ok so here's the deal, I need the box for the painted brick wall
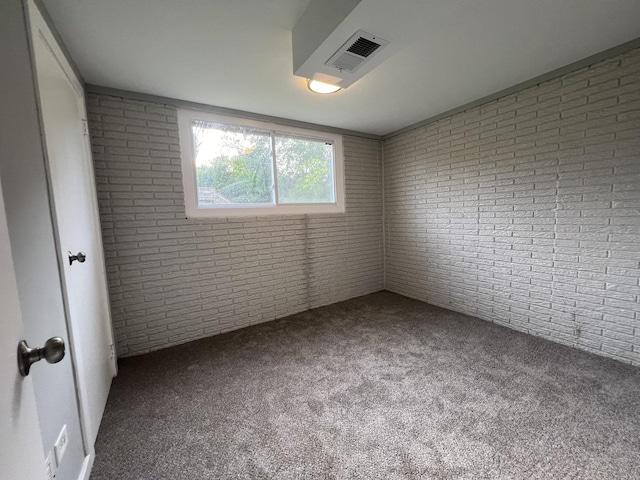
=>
[88,92,383,357]
[384,48,640,366]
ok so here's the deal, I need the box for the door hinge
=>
[82,119,88,136]
[109,344,115,359]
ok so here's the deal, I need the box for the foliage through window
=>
[178,110,344,217]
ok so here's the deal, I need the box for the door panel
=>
[0,181,47,480]
[1,1,86,479]
[28,0,116,448]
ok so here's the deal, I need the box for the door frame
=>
[25,0,117,462]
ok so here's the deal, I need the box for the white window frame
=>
[178,109,345,218]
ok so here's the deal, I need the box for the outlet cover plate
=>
[54,424,68,466]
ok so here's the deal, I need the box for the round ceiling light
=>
[307,79,341,94]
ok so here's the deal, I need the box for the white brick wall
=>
[90,47,639,364]
[384,48,640,366]
[88,93,383,356]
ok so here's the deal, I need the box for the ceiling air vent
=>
[326,31,389,74]
[293,0,396,89]
[347,37,382,57]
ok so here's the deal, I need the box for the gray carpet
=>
[91,291,640,479]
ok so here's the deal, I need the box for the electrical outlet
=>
[44,451,56,480]
[54,424,68,467]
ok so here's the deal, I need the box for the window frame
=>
[177,109,345,218]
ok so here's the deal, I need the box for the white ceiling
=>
[41,0,640,136]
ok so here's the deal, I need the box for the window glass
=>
[178,109,344,217]
[275,135,334,204]
[192,121,274,206]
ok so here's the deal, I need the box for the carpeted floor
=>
[91,291,640,479]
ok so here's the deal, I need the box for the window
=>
[178,109,344,217]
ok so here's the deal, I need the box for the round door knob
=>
[17,337,66,377]
[67,252,87,265]
[43,337,65,364]
[68,251,87,265]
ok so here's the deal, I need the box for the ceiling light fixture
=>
[307,79,341,94]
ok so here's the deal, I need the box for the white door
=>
[28,0,116,449]
[0,182,47,480]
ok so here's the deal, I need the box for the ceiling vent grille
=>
[346,37,381,57]
[325,30,389,73]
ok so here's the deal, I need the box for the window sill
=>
[186,203,345,218]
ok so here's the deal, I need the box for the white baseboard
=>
[77,452,94,480]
